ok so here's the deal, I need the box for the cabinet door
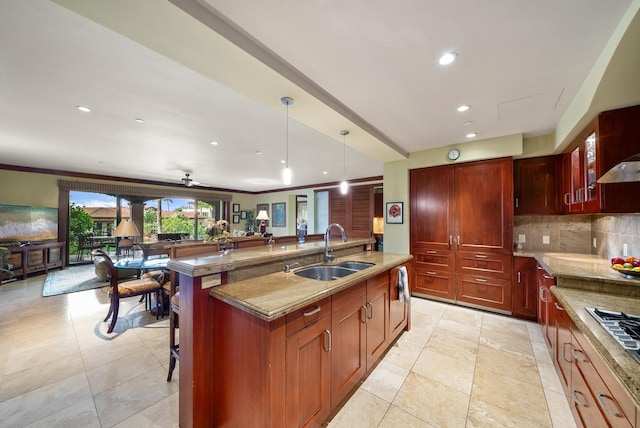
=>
[285,316,332,428]
[410,165,454,251]
[330,283,367,408]
[366,273,390,370]
[571,362,608,428]
[554,300,572,394]
[512,257,537,319]
[350,185,373,238]
[412,268,454,301]
[454,158,513,254]
[582,130,599,212]
[513,156,558,215]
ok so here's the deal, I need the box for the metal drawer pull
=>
[474,254,488,259]
[562,342,573,363]
[324,330,332,352]
[570,348,589,363]
[303,306,321,317]
[572,390,589,407]
[564,192,571,206]
[517,272,521,283]
[367,302,373,319]
[596,393,623,417]
[554,302,564,311]
[449,235,453,247]
[427,271,437,275]
[543,274,554,280]
[515,197,519,208]
[475,278,488,283]
[456,236,460,247]
[426,250,437,254]
[361,306,367,323]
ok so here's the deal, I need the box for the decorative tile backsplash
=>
[514,214,640,260]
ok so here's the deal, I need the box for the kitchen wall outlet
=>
[593,237,597,248]
[623,243,628,257]
[542,235,550,245]
[518,234,526,243]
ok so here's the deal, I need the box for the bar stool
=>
[167,289,179,381]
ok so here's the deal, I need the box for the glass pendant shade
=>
[340,180,348,194]
[282,167,292,185]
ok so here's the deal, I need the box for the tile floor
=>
[0,271,576,427]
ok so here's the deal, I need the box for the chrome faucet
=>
[324,223,347,262]
[284,262,300,273]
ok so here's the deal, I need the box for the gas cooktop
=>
[586,307,640,364]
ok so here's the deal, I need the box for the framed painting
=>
[272,202,286,227]
[240,210,247,219]
[232,203,240,213]
[385,202,403,224]
[232,214,240,224]
[0,205,58,241]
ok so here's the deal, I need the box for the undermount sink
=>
[294,266,358,281]
[294,261,375,281]
[337,261,375,271]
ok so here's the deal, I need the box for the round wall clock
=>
[448,149,460,161]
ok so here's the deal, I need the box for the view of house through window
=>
[69,191,224,263]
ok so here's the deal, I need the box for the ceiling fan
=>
[181,173,198,187]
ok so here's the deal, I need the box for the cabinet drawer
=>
[572,329,635,428]
[413,248,453,271]
[413,268,454,301]
[455,274,512,312]
[456,252,512,279]
[285,297,331,337]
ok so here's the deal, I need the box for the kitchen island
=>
[167,238,413,427]
[516,251,640,426]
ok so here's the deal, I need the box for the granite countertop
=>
[167,237,374,278]
[552,286,640,409]
[209,251,412,322]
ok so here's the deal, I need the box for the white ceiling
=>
[0,0,634,192]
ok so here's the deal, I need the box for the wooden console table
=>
[1,241,65,284]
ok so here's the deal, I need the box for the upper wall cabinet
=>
[561,104,640,214]
[513,155,561,215]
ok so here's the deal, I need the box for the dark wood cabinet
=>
[536,264,556,349]
[1,241,65,283]
[512,256,537,320]
[513,155,560,215]
[285,313,332,427]
[365,273,390,370]
[554,298,572,394]
[330,282,367,408]
[410,158,513,312]
[561,104,640,214]
[329,185,374,238]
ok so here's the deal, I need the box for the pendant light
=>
[339,130,349,194]
[280,96,294,185]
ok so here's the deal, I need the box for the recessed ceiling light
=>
[439,52,457,65]
[457,105,470,112]
[464,121,473,126]
[322,171,328,175]
[466,132,477,138]
[280,160,285,164]
[135,118,144,123]
[210,141,218,146]
[76,105,91,113]
[255,151,263,155]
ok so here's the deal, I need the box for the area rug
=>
[43,263,107,297]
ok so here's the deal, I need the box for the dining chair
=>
[92,249,163,333]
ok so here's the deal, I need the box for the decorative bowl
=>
[610,266,640,277]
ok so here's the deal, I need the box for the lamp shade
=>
[256,210,270,221]
[113,219,141,237]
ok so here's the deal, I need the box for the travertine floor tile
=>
[467,398,549,427]
[471,367,552,427]
[23,397,100,428]
[378,405,431,427]
[327,388,389,428]
[86,348,162,395]
[393,372,470,428]
[545,389,577,428]
[480,326,536,360]
[112,391,179,428]
[381,334,424,371]
[3,337,80,375]
[424,330,479,365]
[537,361,564,394]
[476,344,541,387]
[412,348,476,394]
[361,360,409,402]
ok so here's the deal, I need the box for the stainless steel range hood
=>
[597,153,640,183]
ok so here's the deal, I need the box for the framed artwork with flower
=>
[386,202,403,224]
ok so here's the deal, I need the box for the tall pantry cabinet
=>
[410,157,514,312]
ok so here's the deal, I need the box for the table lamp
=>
[256,210,270,236]
[114,219,141,258]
